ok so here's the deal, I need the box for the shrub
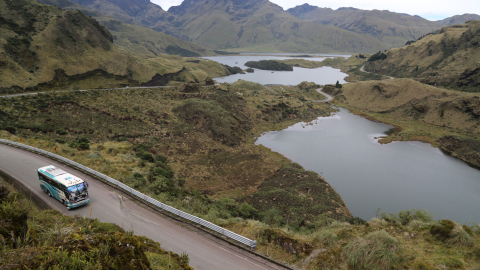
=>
[473,246,480,260]
[348,216,366,225]
[152,167,174,179]
[246,68,254,73]
[125,172,146,188]
[263,208,284,226]
[56,129,67,135]
[4,127,16,135]
[180,252,190,265]
[430,220,455,240]
[244,60,293,71]
[77,142,90,150]
[238,203,259,219]
[380,209,434,225]
[222,65,244,74]
[72,137,91,150]
[134,144,149,154]
[368,51,387,62]
[154,154,168,164]
[140,152,154,163]
[447,224,474,247]
[151,179,168,195]
[344,230,405,270]
[55,139,66,144]
[335,80,342,89]
[177,178,186,187]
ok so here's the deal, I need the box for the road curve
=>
[314,88,334,102]
[360,65,394,80]
[0,144,285,270]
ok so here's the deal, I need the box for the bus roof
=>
[38,165,85,187]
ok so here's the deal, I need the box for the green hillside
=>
[364,20,480,91]
[37,0,216,57]
[287,4,441,48]
[0,0,228,93]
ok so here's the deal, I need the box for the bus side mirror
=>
[86,182,89,188]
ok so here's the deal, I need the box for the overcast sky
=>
[150,0,479,21]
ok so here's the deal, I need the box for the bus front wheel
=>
[47,190,52,197]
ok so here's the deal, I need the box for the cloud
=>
[151,0,183,10]
[274,0,480,20]
[151,0,480,20]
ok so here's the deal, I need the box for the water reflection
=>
[256,108,480,223]
[203,55,348,85]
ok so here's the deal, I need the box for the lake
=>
[203,55,349,85]
[256,107,480,223]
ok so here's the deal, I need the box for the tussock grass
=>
[344,230,405,270]
[447,224,475,247]
[313,229,338,246]
[369,217,388,227]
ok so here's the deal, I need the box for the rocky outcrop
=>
[143,67,186,87]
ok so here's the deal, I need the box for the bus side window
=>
[50,178,60,190]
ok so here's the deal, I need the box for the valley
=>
[1,0,480,269]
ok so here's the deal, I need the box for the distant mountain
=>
[287,4,442,48]
[67,0,388,53]
[437,14,480,26]
[37,0,215,57]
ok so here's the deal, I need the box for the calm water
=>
[256,108,480,223]
[203,55,348,85]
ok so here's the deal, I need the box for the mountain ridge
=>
[68,0,390,53]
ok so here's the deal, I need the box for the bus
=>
[38,165,90,209]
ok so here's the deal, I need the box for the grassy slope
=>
[364,21,480,91]
[0,175,192,269]
[37,0,216,57]
[0,82,363,267]
[327,79,480,168]
[287,4,442,48]
[0,0,228,93]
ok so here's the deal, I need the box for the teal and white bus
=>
[38,165,90,209]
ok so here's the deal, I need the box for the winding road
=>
[0,144,285,270]
[314,88,334,102]
[360,65,394,80]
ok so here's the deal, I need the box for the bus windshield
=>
[66,183,87,197]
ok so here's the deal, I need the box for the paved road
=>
[360,65,394,79]
[0,144,284,270]
[314,88,334,102]
[0,86,174,98]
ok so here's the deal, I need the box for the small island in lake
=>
[245,60,293,71]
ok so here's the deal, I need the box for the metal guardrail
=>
[0,139,257,249]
